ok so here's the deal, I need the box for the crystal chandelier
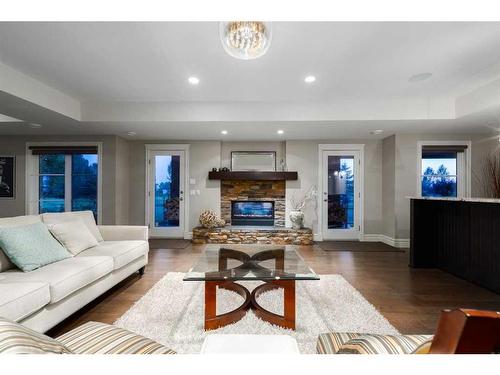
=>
[219,21,272,60]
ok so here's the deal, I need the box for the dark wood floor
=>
[47,243,500,338]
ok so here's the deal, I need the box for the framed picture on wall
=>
[0,156,15,199]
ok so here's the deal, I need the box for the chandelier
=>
[219,21,272,60]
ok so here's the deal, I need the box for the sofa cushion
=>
[56,321,175,354]
[0,282,50,321]
[0,222,71,272]
[0,215,41,272]
[317,332,362,354]
[78,240,148,270]
[48,218,98,255]
[317,332,433,354]
[337,334,433,354]
[0,316,72,354]
[1,256,113,303]
[42,211,103,243]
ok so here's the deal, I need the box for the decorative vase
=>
[290,210,304,230]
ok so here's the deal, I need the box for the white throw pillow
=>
[42,211,103,242]
[48,218,98,255]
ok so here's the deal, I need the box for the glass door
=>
[322,150,360,240]
[148,150,185,237]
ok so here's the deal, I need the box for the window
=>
[418,143,469,198]
[27,144,101,222]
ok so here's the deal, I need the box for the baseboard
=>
[184,231,193,240]
[313,233,323,242]
[360,234,410,249]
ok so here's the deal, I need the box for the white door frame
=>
[416,140,471,198]
[25,141,103,224]
[318,144,364,241]
[145,144,190,239]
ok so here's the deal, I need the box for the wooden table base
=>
[204,280,296,331]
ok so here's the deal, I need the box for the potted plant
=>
[288,186,316,229]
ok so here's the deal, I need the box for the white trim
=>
[25,141,103,224]
[145,144,190,239]
[360,234,410,249]
[318,144,365,241]
[416,140,472,198]
[184,231,193,240]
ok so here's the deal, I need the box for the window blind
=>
[29,146,98,155]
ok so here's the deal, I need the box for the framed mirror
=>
[231,151,276,171]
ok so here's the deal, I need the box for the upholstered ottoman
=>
[201,334,300,354]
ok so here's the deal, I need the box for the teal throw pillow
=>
[0,222,71,272]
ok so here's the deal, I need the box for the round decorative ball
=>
[199,210,225,229]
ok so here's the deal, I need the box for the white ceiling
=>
[1,22,500,139]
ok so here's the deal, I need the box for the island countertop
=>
[407,196,500,204]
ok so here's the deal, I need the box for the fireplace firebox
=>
[231,200,275,226]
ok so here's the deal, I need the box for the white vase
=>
[290,210,304,230]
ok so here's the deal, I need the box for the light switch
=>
[190,190,196,196]
[190,178,196,185]
[196,190,201,195]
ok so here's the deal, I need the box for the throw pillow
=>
[42,211,104,242]
[48,218,98,255]
[0,222,71,272]
[0,316,72,354]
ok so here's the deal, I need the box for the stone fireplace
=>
[221,180,285,227]
[192,172,313,245]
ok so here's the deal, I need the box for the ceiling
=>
[1,22,500,139]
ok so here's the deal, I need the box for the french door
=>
[321,149,361,240]
[147,149,186,238]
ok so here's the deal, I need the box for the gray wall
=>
[285,139,383,238]
[128,140,221,233]
[0,135,120,224]
[382,135,396,238]
[114,136,130,225]
[392,133,499,238]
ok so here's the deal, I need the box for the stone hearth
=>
[192,226,313,245]
[221,180,285,227]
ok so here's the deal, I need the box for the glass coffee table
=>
[184,245,319,331]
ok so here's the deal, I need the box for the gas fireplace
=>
[231,200,275,226]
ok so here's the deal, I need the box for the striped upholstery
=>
[57,321,176,354]
[0,317,71,354]
[317,332,433,354]
[317,332,362,354]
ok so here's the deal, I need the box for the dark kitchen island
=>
[410,197,500,294]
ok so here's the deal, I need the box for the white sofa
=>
[0,211,149,333]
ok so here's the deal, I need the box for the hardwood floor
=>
[47,243,500,338]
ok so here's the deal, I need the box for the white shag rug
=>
[114,272,398,354]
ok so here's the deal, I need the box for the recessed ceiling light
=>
[221,130,228,135]
[304,75,316,83]
[409,72,432,82]
[370,129,384,135]
[27,123,42,128]
[126,131,137,136]
[188,76,200,85]
[277,130,284,135]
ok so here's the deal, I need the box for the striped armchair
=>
[0,317,175,354]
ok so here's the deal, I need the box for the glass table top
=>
[183,245,319,281]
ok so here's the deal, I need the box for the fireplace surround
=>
[221,180,285,227]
